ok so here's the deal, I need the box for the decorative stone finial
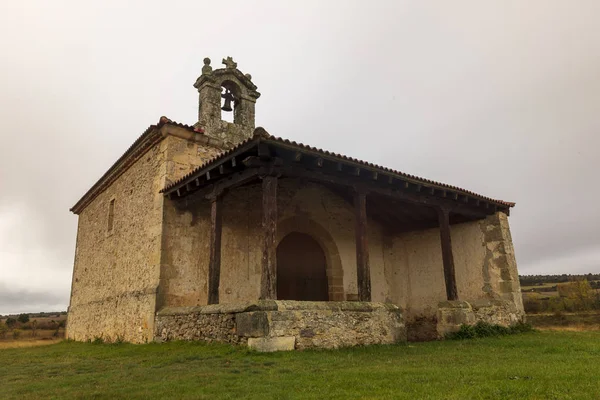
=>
[244,73,252,80]
[222,56,237,69]
[202,57,212,75]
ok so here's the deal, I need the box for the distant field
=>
[527,311,600,330]
[0,315,66,348]
[1,331,600,399]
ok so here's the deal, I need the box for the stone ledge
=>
[157,300,402,316]
[155,301,406,350]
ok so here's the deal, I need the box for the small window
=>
[107,199,115,232]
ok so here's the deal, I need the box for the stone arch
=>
[277,217,345,301]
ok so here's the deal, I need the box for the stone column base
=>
[437,299,525,338]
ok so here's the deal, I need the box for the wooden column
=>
[260,175,278,300]
[437,207,458,301]
[207,195,222,304]
[354,189,371,302]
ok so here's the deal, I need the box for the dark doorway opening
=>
[277,232,328,301]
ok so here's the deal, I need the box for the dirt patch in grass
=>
[527,311,600,330]
[0,338,63,349]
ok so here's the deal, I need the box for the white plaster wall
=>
[161,179,390,305]
[452,221,487,301]
[383,219,490,323]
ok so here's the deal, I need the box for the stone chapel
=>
[67,57,524,349]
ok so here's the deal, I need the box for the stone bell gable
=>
[194,57,261,146]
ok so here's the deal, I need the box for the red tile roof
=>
[162,129,515,208]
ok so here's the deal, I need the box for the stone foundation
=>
[436,299,525,338]
[155,301,405,350]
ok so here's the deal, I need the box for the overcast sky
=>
[0,1,598,314]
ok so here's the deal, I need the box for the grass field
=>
[1,331,599,399]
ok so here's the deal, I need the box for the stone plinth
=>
[436,299,525,338]
[155,301,405,350]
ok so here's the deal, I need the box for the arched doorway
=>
[277,232,328,301]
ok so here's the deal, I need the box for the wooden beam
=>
[354,189,371,302]
[437,207,458,301]
[260,175,278,300]
[281,166,490,219]
[208,195,223,304]
[258,142,270,158]
[180,168,261,205]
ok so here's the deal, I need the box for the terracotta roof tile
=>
[162,129,515,208]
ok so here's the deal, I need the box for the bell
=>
[221,89,234,112]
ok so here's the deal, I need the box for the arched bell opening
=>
[276,232,329,301]
[220,80,241,123]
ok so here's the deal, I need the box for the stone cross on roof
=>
[222,56,237,69]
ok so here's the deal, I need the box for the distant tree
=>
[30,320,38,337]
[17,314,29,324]
[557,280,594,311]
[0,324,8,339]
[5,317,16,328]
[12,329,21,340]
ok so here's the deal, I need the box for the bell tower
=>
[194,57,261,147]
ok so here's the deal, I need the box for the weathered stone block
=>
[248,336,295,352]
[235,311,269,337]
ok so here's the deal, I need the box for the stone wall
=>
[155,301,405,350]
[480,212,524,311]
[68,128,223,343]
[67,136,168,343]
[436,299,526,337]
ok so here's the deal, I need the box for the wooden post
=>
[208,195,223,304]
[260,175,278,299]
[354,189,371,302]
[437,207,458,301]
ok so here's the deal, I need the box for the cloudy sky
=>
[0,1,598,314]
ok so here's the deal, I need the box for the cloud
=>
[519,246,600,276]
[0,283,68,315]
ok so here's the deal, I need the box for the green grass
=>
[1,331,599,399]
